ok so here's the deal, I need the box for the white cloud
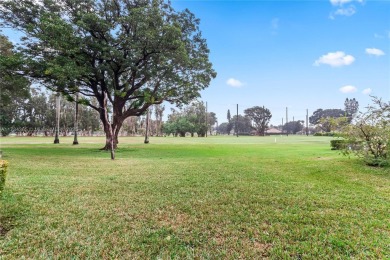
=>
[330,0,351,5]
[329,0,363,19]
[362,88,372,95]
[365,48,385,56]
[314,51,355,67]
[334,6,356,16]
[330,0,363,6]
[226,78,244,88]
[340,85,357,93]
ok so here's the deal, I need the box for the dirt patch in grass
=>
[253,241,272,256]
[156,207,191,231]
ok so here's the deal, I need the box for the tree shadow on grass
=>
[0,216,14,237]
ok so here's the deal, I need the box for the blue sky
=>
[172,0,390,125]
[2,0,389,126]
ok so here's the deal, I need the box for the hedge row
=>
[314,132,337,137]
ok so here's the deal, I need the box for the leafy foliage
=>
[163,101,213,137]
[330,139,347,150]
[244,106,272,136]
[283,120,304,135]
[0,34,30,135]
[0,160,8,196]
[230,115,252,135]
[340,97,389,167]
[309,109,346,132]
[1,0,216,153]
[344,98,359,122]
[0,89,101,136]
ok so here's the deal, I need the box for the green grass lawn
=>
[0,135,389,258]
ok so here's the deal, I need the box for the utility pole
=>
[282,118,284,133]
[73,93,79,145]
[286,107,289,136]
[54,93,60,144]
[306,109,309,136]
[236,104,239,137]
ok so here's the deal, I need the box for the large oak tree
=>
[1,0,216,158]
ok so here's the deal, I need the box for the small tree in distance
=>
[309,109,346,132]
[344,98,359,122]
[244,106,272,136]
[283,120,304,135]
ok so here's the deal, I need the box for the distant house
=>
[266,128,282,135]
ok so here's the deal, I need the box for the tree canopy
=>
[0,34,30,135]
[163,101,213,137]
[344,98,359,122]
[230,115,252,135]
[1,0,216,158]
[244,106,272,136]
[309,108,346,132]
[283,120,304,135]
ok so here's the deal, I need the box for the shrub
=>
[340,97,390,167]
[315,132,336,137]
[0,160,8,196]
[330,139,347,150]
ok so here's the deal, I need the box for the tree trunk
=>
[144,109,150,144]
[73,93,79,145]
[100,92,117,159]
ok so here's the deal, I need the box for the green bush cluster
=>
[330,139,347,150]
[314,132,336,137]
[0,160,8,196]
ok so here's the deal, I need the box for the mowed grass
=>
[0,135,389,259]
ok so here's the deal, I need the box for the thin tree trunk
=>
[54,93,60,143]
[73,93,79,145]
[144,109,150,143]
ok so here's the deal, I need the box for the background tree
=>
[344,98,359,122]
[162,101,215,137]
[244,106,272,136]
[207,112,217,135]
[0,34,30,136]
[226,109,232,135]
[283,120,304,135]
[1,0,216,158]
[154,105,165,137]
[230,115,252,135]
[319,116,348,133]
[216,122,229,135]
[184,101,208,137]
[309,108,345,132]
